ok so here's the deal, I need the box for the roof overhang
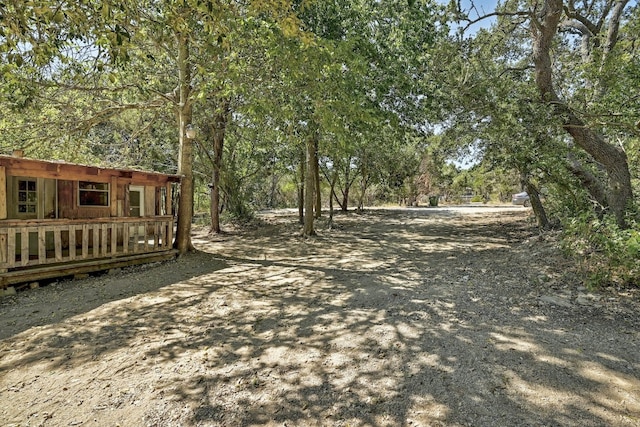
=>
[0,155,182,185]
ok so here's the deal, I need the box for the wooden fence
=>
[0,216,174,271]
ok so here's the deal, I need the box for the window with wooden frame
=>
[78,181,109,207]
[17,179,37,213]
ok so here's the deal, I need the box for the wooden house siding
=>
[0,166,6,219]
[0,155,181,288]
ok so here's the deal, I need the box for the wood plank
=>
[165,182,172,216]
[76,207,110,219]
[124,185,130,218]
[163,222,167,248]
[158,221,165,248]
[3,162,112,182]
[0,232,7,264]
[0,155,180,185]
[0,166,7,219]
[111,224,117,256]
[132,222,139,253]
[54,227,63,262]
[21,227,29,266]
[101,224,108,256]
[0,215,174,227]
[57,180,75,219]
[145,185,155,217]
[122,222,129,254]
[1,216,174,269]
[110,176,118,217]
[144,222,150,252]
[92,225,99,258]
[68,225,76,261]
[82,224,89,259]
[7,229,16,268]
[153,222,159,249]
[155,186,161,216]
[38,227,46,262]
[0,250,178,287]
[37,177,45,220]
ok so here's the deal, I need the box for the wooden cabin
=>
[0,153,181,289]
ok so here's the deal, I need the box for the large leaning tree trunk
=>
[174,33,195,254]
[526,182,549,229]
[530,0,633,227]
[521,172,550,229]
[566,152,608,214]
[209,100,230,234]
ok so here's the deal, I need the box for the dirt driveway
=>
[1,207,639,426]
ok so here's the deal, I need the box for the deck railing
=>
[0,216,174,271]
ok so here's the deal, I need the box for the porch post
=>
[1,167,8,272]
[0,166,6,220]
[165,182,172,216]
[110,176,118,217]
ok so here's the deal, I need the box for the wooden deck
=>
[1,216,176,288]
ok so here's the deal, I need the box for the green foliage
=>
[0,0,636,277]
[562,212,640,288]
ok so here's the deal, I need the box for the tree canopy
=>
[1,0,638,284]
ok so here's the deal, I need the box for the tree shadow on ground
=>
[1,210,638,426]
[0,251,229,340]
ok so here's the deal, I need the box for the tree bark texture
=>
[174,33,195,254]
[298,149,305,225]
[328,170,338,228]
[566,154,608,211]
[340,161,352,212]
[209,101,229,234]
[303,134,317,236]
[524,181,550,229]
[313,138,321,219]
[530,0,633,227]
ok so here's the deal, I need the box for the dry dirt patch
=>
[1,207,639,427]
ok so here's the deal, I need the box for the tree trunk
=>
[321,163,343,214]
[357,176,368,212]
[328,169,338,228]
[174,33,194,254]
[524,181,549,229]
[303,134,317,236]
[313,138,321,219]
[209,166,219,232]
[340,161,351,211]
[357,161,368,212]
[530,0,633,227]
[209,102,229,234]
[332,187,343,211]
[566,153,608,212]
[297,149,305,225]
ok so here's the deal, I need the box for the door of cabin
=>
[129,186,145,217]
[129,186,145,237]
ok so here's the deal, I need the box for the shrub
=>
[562,212,640,288]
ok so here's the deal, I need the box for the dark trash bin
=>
[429,196,439,207]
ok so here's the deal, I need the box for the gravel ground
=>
[1,206,639,427]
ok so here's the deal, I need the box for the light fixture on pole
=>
[185,124,197,140]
